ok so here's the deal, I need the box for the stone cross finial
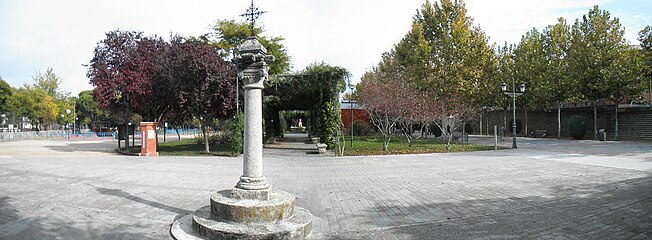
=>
[240,0,266,33]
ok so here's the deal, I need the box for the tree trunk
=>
[462,121,466,146]
[557,103,561,139]
[174,126,181,141]
[479,114,483,136]
[503,108,507,134]
[593,103,597,141]
[383,134,390,151]
[203,125,210,153]
[615,98,619,141]
[524,108,528,136]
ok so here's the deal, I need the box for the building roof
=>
[341,100,362,110]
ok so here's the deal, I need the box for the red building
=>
[341,100,371,129]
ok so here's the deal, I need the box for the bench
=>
[530,130,547,138]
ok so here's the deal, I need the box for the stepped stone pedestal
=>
[171,191,312,240]
[170,36,312,240]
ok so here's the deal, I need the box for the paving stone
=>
[0,137,650,239]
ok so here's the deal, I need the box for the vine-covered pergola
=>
[263,63,349,148]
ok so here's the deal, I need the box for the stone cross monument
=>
[231,36,273,200]
[170,36,313,239]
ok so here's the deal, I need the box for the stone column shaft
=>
[243,87,263,177]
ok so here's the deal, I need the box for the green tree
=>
[0,77,14,113]
[567,6,635,140]
[411,0,497,150]
[8,87,48,129]
[512,28,545,135]
[513,28,545,108]
[31,68,68,100]
[202,19,291,75]
[76,90,111,129]
[639,25,652,103]
[540,17,575,138]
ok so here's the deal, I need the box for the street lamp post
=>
[349,85,354,148]
[65,109,71,139]
[501,81,525,149]
[60,114,65,139]
[610,93,623,141]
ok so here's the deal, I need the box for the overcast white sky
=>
[0,0,650,95]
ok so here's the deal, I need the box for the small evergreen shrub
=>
[508,119,523,134]
[352,120,372,136]
[568,115,587,139]
[430,124,443,137]
[464,122,475,134]
[228,112,245,153]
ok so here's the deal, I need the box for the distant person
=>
[298,119,303,127]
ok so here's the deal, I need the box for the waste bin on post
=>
[598,129,606,141]
[140,122,158,157]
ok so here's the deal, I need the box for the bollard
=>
[494,125,497,151]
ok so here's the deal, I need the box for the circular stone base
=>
[211,190,295,223]
[171,206,312,240]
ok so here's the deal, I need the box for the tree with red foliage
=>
[87,30,171,122]
[357,51,419,151]
[167,36,235,153]
[88,31,235,153]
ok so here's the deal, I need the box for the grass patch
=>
[121,140,239,157]
[342,135,495,156]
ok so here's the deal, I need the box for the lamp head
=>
[520,84,526,93]
[501,82,507,92]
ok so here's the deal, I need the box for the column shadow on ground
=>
[0,196,154,239]
[95,187,191,217]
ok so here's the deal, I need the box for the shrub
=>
[464,122,475,134]
[508,119,523,134]
[568,115,587,139]
[194,131,228,145]
[429,124,442,137]
[352,120,372,136]
[227,112,244,153]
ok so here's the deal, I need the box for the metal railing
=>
[0,130,116,142]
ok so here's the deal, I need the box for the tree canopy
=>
[359,0,496,151]
[0,77,13,113]
[200,19,291,75]
[87,30,235,152]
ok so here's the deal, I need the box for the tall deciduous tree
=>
[202,19,291,75]
[639,25,652,103]
[168,37,235,153]
[87,30,171,122]
[412,0,496,150]
[357,69,403,151]
[198,20,291,114]
[31,68,68,100]
[540,18,575,138]
[512,28,544,135]
[567,6,630,140]
[76,90,113,130]
[0,77,13,113]
[8,86,47,129]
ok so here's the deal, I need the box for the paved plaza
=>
[0,136,651,239]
